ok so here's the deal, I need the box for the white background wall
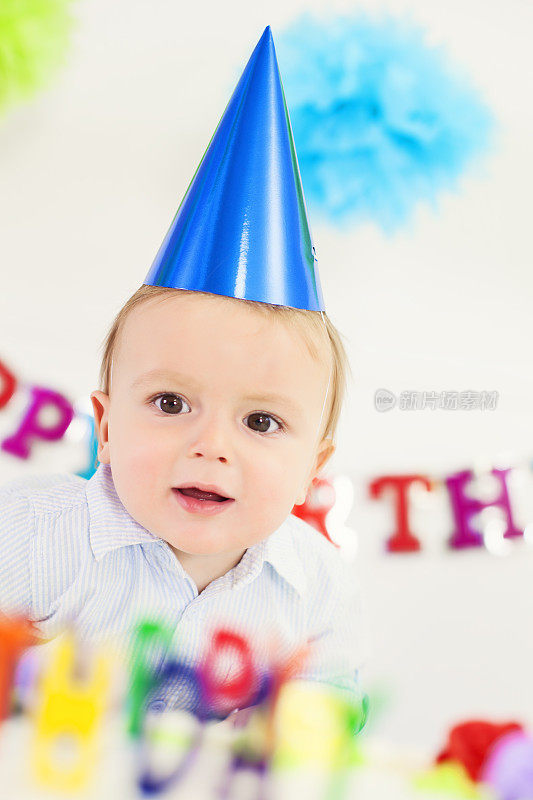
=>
[1,0,532,755]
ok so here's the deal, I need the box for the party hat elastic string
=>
[297,308,332,502]
[317,310,332,440]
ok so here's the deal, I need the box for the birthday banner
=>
[1,357,530,556]
[0,357,97,478]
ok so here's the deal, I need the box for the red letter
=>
[369,474,432,552]
[0,614,37,722]
[292,476,338,546]
[199,628,255,715]
[0,360,17,409]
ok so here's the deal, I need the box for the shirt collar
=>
[86,463,165,561]
[226,525,307,598]
[263,520,307,598]
[85,463,307,597]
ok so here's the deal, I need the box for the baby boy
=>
[0,26,361,717]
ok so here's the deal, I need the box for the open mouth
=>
[172,486,235,515]
[176,487,232,502]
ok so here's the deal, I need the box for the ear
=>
[90,390,111,465]
[295,438,336,506]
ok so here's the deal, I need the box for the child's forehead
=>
[114,294,329,390]
[123,293,315,353]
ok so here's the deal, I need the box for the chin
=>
[166,536,225,556]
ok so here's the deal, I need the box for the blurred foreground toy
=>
[0,613,38,720]
[436,719,523,781]
[31,633,112,792]
[481,730,533,800]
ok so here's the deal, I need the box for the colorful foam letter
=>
[369,474,432,552]
[0,359,17,409]
[137,660,205,795]
[2,385,74,459]
[0,613,37,722]
[271,682,359,772]
[31,635,111,792]
[446,468,522,549]
[292,476,339,546]
[127,618,174,737]
[199,628,255,715]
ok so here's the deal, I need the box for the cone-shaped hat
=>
[144,26,324,311]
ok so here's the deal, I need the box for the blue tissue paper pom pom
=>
[276,13,495,234]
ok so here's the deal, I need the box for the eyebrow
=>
[131,369,196,390]
[131,369,303,415]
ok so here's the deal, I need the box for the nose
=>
[186,411,231,464]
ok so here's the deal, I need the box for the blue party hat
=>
[144,26,325,311]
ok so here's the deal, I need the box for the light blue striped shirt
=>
[0,463,361,714]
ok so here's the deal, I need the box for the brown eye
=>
[245,413,281,434]
[154,394,190,415]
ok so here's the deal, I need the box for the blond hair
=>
[97,284,351,443]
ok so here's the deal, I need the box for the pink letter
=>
[446,468,522,549]
[2,385,74,459]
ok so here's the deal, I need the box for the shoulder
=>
[273,514,356,612]
[284,513,349,581]
[286,515,362,652]
[0,472,91,619]
[0,472,88,513]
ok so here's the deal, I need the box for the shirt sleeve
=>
[0,487,34,617]
[293,551,364,704]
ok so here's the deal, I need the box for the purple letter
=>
[446,468,522,549]
[2,385,74,459]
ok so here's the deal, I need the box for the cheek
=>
[110,408,166,459]
[243,445,306,504]
[109,415,170,492]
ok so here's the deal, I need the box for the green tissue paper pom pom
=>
[0,0,75,115]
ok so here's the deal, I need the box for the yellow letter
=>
[31,634,111,792]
